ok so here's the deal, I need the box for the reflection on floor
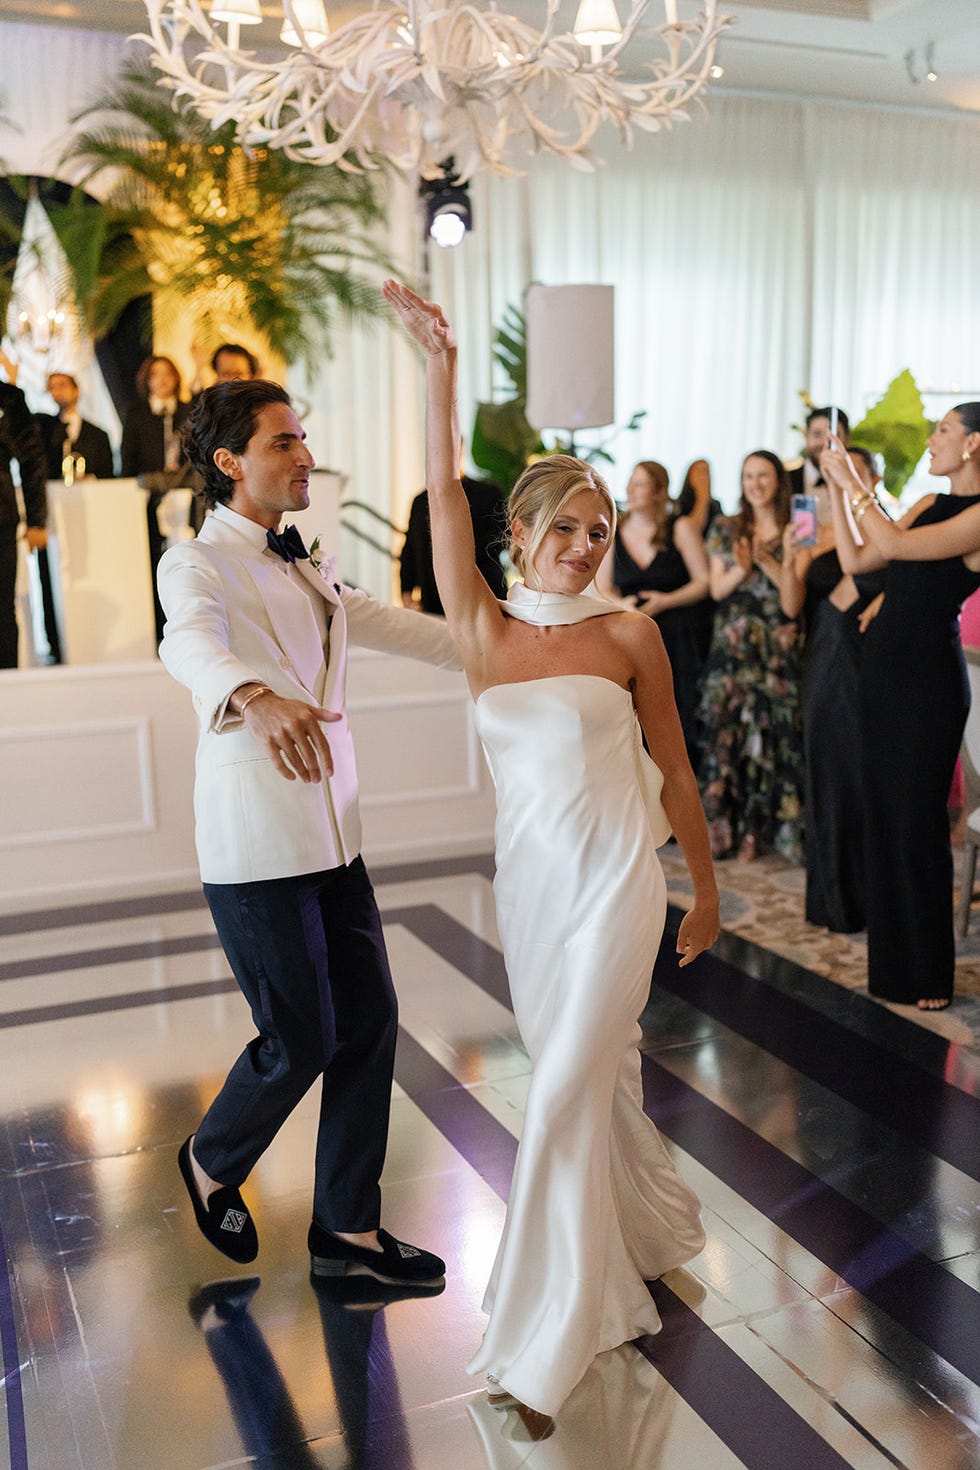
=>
[1,854,979,1469]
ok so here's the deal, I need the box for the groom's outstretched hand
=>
[239,689,342,782]
[382,279,457,356]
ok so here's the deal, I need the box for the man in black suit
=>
[0,380,48,669]
[400,475,508,613]
[37,372,115,482]
[788,406,850,527]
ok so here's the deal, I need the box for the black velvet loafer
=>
[308,1223,445,1285]
[178,1136,258,1264]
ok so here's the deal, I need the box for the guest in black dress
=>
[823,404,980,1009]
[676,458,723,668]
[676,459,723,538]
[120,356,193,645]
[782,447,885,932]
[596,460,709,764]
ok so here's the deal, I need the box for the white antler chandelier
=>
[140,1,733,181]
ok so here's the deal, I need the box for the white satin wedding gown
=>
[466,587,706,1418]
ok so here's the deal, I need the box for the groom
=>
[158,378,457,1285]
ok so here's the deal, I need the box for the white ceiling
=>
[1,0,979,116]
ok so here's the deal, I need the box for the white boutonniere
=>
[308,536,337,584]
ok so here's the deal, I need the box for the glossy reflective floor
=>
[1,855,979,1470]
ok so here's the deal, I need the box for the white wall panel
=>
[0,651,493,910]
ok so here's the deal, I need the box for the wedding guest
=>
[121,355,194,644]
[782,446,885,931]
[37,372,115,481]
[822,404,980,1010]
[212,343,260,383]
[0,378,48,669]
[190,342,262,394]
[400,475,508,613]
[698,450,805,863]
[676,458,723,537]
[596,460,710,764]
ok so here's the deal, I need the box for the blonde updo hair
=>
[508,454,617,588]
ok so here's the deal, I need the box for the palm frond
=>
[58,59,393,364]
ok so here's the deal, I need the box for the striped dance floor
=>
[1,854,978,1469]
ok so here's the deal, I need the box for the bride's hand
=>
[675,898,720,967]
[382,279,457,356]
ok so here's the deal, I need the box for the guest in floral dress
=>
[697,450,805,863]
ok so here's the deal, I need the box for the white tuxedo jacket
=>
[158,506,460,884]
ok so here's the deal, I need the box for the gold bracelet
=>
[853,500,876,523]
[238,685,272,717]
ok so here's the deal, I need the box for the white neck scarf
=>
[501,581,622,626]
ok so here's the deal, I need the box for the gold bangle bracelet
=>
[238,685,272,717]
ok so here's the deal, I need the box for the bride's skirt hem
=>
[466,1297,664,1419]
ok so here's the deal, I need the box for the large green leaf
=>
[851,369,933,498]
[471,399,545,490]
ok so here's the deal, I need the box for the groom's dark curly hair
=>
[182,379,293,508]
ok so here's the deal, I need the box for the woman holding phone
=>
[821,403,980,1008]
[698,450,806,862]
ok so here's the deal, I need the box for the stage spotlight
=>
[420,161,473,248]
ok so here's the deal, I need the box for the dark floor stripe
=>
[384,905,512,1010]
[0,977,238,1029]
[707,920,969,1082]
[654,910,980,1183]
[394,1029,517,1201]
[0,855,494,940]
[0,1208,28,1470]
[0,932,222,984]
[641,1054,980,1388]
[0,889,207,937]
[637,1283,853,1470]
[394,1025,855,1470]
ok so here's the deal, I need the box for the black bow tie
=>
[813,476,826,487]
[266,524,309,564]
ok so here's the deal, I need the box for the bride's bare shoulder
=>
[602,607,668,665]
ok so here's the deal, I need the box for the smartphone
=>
[791,493,818,546]
[828,406,839,440]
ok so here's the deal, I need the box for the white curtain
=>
[0,21,128,187]
[5,18,980,594]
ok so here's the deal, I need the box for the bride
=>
[384,280,719,1421]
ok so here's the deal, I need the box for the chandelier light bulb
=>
[281,0,330,48]
[572,0,623,48]
[209,0,261,23]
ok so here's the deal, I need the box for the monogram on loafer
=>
[308,1222,445,1285]
[179,1136,259,1264]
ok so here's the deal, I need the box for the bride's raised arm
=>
[383,280,505,671]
